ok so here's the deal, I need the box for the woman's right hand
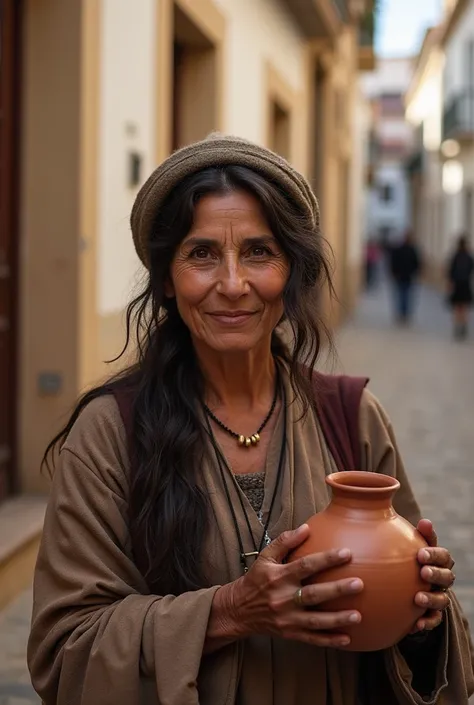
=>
[205,524,363,653]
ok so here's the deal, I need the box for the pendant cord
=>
[205,413,249,560]
[259,383,287,554]
[203,370,279,445]
[202,365,287,572]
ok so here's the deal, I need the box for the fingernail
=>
[338,548,351,559]
[339,637,350,646]
[425,568,433,579]
[296,524,308,533]
[422,549,430,561]
[350,579,363,590]
[418,594,429,605]
[418,621,425,631]
[349,612,361,623]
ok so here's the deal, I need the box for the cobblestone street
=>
[0,281,473,704]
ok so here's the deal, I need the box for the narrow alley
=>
[0,281,473,705]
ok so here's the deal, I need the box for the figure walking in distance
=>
[446,233,474,340]
[389,231,422,324]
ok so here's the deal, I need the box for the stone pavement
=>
[0,280,473,704]
[0,589,38,704]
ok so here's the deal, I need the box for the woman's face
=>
[167,189,289,354]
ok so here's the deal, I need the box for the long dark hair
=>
[44,165,334,594]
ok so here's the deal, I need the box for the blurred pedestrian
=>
[389,231,422,324]
[446,233,474,340]
[364,237,380,289]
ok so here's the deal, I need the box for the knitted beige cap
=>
[130,132,320,269]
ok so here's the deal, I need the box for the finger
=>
[415,591,450,612]
[287,548,353,582]
[417,519,437,547]
[422,611,445,631]
[413,610,444,632]
[295,609,362,632]
[262,525,310,563]
[420,565,455,588]
[418,547,454,570]
[288,630,352,649]
[299,577,364,607]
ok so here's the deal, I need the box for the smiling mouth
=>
[207,311,257,325]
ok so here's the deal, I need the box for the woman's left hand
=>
[411,518,455,633]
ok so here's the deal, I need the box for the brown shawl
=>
[27,376,474,704]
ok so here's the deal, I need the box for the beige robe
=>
[27,377,474,705]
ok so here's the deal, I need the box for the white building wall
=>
[368,164,411,243]
[97,0,157,317]
[443,0,474,254]
[214,0,305,143]
[362,57,414,99]
[444,0,474,102]
[405,43,445,267]
[362,59,414,244]
[378,119,413,143]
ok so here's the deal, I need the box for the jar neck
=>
[330,488,396,512]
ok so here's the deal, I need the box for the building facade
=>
[362,58,415,247]
[441,0,474,253]
[405,27,445,282]
[405,0,474,283]
[0,0,374,605]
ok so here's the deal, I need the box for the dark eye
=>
[250,246,271,257]
[190,247,210,259]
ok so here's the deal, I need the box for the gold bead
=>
[238,435,246,446]
[251,435,258,445]
[254,433,260,442]
[245,437,252,447]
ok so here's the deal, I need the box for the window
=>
[269,100,291,160]
[379,183,394,202]
[379,93,405,117]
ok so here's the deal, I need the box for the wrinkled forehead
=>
[188,190,271,233]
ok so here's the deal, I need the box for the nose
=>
[215,257,250,299]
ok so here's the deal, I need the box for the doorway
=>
[268,100,291,160]
[0,0,22,499]
[172,3,218,151]
[311,60,326,203]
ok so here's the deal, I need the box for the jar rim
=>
[326,471,401,494]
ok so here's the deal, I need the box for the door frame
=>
[0,0,22,498]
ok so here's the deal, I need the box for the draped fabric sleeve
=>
[27,396,220,705]
[358,389,474,704]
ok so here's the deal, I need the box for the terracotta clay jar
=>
[288,471,430,652]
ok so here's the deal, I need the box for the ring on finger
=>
[294,587,304,607]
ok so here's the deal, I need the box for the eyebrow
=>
[182,235,276,249]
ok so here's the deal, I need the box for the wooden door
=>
[0,0,21,499]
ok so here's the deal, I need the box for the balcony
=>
[443,88,474,143]
[281,0,346,38]
[281,0,374,39]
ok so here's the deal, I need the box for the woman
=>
[447,233,474,340]
[27,134,473,704]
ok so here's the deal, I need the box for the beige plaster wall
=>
[18,0,100,493]
[98,0,157,322]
